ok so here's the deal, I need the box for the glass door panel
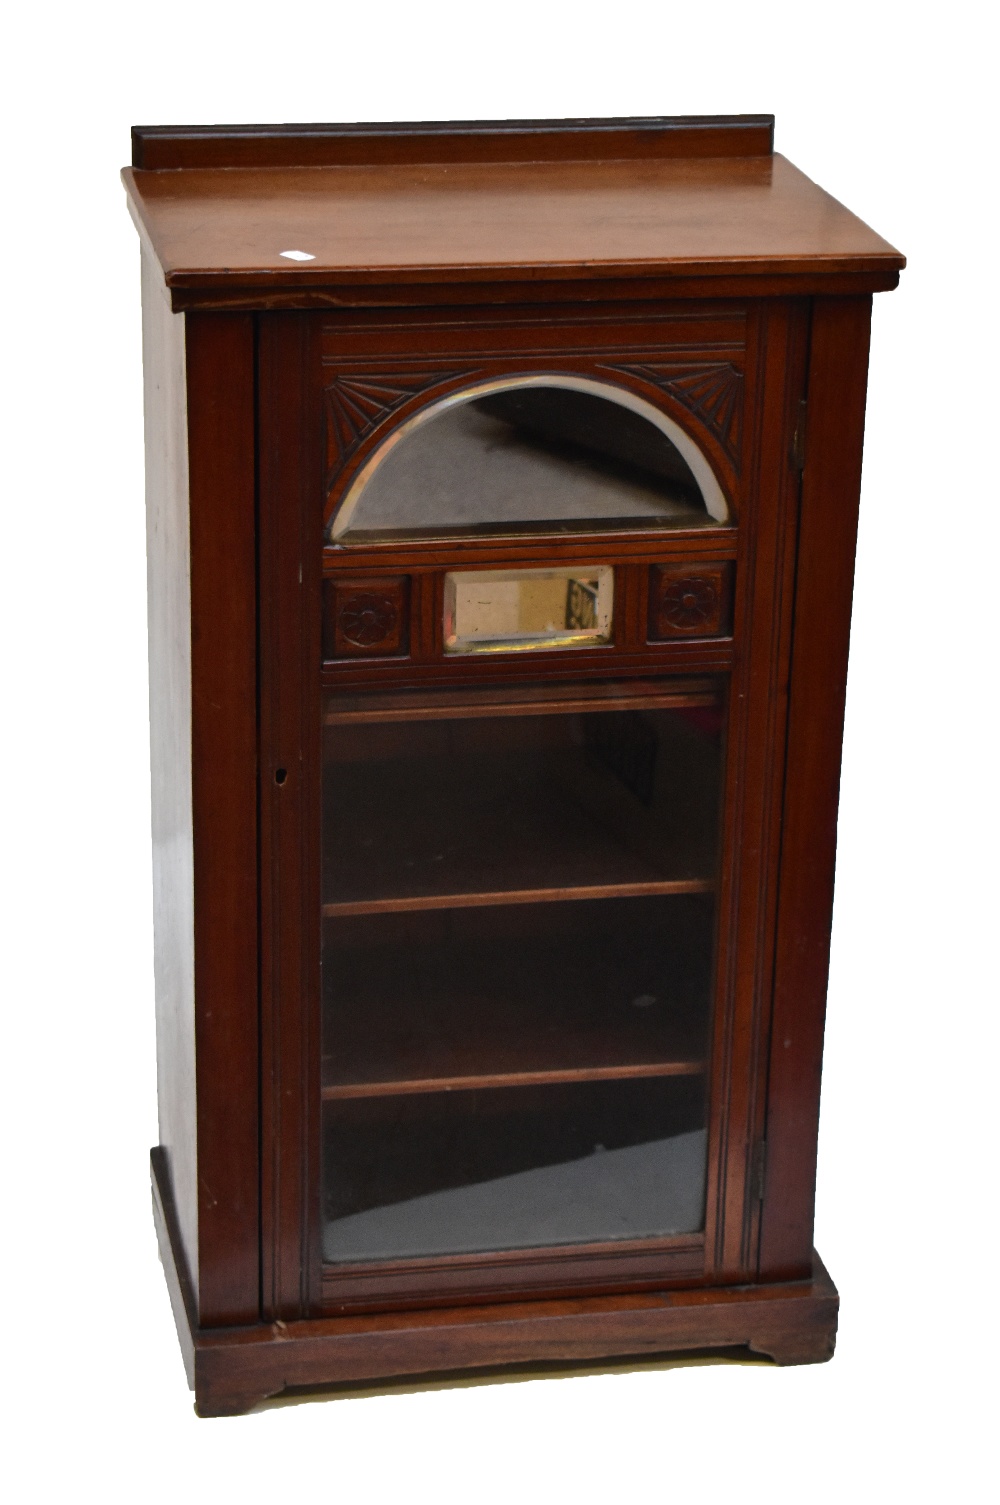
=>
[321,681,725,1266]
[324,1078,707,1262]
[323,896,712,1095]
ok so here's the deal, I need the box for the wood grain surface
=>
[123,153,903,295]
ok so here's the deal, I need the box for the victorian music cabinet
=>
[124,115,904,1415]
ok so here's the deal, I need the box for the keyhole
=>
[274,768,288,786]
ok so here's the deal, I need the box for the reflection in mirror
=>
[444,567,613,654]
[330,380,728,542]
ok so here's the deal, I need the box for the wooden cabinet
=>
[125,115,904,1415]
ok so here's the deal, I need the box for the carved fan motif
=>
[608,362,744,468]
[324,370,465,483]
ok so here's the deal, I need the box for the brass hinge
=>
[791,398,808,473]
[752,1139,768,1201]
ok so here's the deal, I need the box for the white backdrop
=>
[2,3,996,1499]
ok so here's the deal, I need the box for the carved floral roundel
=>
[338,593,398,648]
[658,576,719,632]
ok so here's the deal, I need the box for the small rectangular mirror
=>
[444,567,613,654]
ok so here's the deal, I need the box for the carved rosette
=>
[648,565,732,640]
[326,577,409,658]
[660,577,719,631]
[340,594,397,648]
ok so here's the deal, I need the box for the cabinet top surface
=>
[123,117,904,297]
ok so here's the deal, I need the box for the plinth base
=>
[152,1150,838,1418]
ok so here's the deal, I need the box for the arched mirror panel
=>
[329,378,730,543]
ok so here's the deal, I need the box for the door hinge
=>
[752,1139,768,1201]
[791,398,807,474]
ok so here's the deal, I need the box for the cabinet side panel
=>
[186,312,260,1326]
[258,313,324,1321]
[142,246,198,1296]
[759,296,873,1279]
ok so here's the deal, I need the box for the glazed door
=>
[256,300,808,1319]
[320,676,723,1306]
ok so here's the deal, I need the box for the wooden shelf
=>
[324,678,719,726]
[323,711,720,915]
[322,896,712,1099]
[322,877,710,919]
[322,1059,705,1100]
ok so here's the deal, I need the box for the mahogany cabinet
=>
[124,115,904,1415]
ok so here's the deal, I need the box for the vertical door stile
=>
[704,299,810,1283]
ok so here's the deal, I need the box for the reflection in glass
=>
[323,1079,707,1262]
[444,567,613,653]
[330,381,728,542]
